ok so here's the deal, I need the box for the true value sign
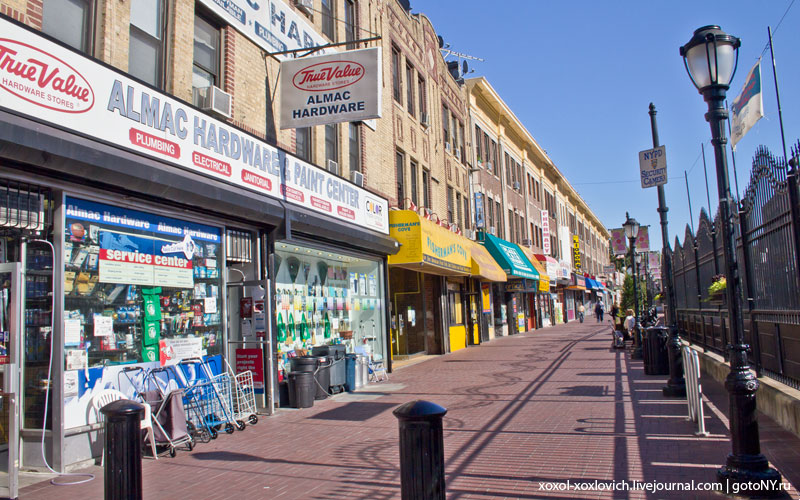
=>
[638,145,667,189]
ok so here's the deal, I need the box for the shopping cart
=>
[224,359,258,426]
[177,358,243,435]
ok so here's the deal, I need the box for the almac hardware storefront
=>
[0,16,395,474]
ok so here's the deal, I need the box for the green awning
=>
[479,232,539,280]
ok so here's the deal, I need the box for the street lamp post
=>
[680,25,781,491]
[623,213,642,359]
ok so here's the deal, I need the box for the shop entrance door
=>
[0,263,21,499]
[226,279,273,416]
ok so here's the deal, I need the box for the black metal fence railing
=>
[671,142,800,390]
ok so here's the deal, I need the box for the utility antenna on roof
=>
[439,38,483,82]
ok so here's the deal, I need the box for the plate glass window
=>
[321,0,334,40]
[325,123,339,174]
[296,128,311,162]
[349,123,361,173]
[42,0,93,52]
[344,0,356,49]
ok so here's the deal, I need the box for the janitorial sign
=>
[280,48,382,129]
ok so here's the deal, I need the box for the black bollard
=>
[393,400,447,500]
[101,399,145,500]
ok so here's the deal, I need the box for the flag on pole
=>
[730,60,764,151]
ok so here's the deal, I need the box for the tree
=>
[620,273,646,318]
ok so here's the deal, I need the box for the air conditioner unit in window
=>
[464,229,476,240]
[194,85,232,119]
[420,112,430,128]
[455,148,461,160]
[489,227,497,236]
[350,170,364,187]
[522,238,533,247]
[513,181,521,191]
[444,142,452,154]
[294,0,313,15]
[327,160,339,175]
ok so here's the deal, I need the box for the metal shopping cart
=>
[177,358,244,435]
[224,359,258,426]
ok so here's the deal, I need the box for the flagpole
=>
[725,101,741,199]
[768,26,788,162]
[685,170,695,234]
[701,143,713,215]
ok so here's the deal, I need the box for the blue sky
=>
[416,1,799,251]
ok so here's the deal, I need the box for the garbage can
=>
[291,355,330,400]
[345,354,359,392]
[312,345,347,392]
[356,355,369,387]
[643,326,670,375]
[287,371,314,408]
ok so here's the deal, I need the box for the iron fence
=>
[671,143,800,390]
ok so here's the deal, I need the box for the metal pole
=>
[701,84,781,488]
[702,143,720,275]
[685,171,696,234]
[629,226,642,360]
[767,27,788,162]
[648,103,686,397]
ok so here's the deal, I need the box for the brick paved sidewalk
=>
[20,321,800,499]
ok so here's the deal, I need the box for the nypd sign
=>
[280,48,382,129]
[639,145,667,189]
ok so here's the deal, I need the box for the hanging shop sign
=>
[0,18,388,234]
[279,47,382,129]
[541,210,551,256]
[196,0,330,60]
[388,210,470,275]
[610,228,627,256]
[572,235,581,271]
[635,226,650,253]
[474,193,485,228]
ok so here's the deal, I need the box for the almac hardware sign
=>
[0,17,388,234]
[279,48,382,129]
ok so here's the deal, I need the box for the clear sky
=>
[415,0,799,251]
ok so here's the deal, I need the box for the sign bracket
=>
[265,36,382,60]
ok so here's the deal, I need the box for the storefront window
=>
[274,242,386,366]
[447,282,463,326]
[63,197,223,369]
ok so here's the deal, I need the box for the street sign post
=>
[639,145,667,188]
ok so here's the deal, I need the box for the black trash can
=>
[345,354,357,392]
[287,371,315,408]
[643,326,670,375]
[291,355,330,400]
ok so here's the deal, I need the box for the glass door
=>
[226,279,272,414]
[0,263,22,499]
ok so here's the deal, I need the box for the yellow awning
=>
[388,210,470,276]
[520,246,550,291]
[470,241,507,282]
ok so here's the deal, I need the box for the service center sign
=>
[279,47,382,129]
[0,17,389,234]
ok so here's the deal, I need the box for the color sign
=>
[235,348,265,392]
[639,145,667,188]
[481,282,492,313]
[389,210,470,274]
[636,226,650,253]
[572,235,581,271]
[610,228,627,255]
[279,48,382,129]
[541,210,551,255]
[0,18,389,234]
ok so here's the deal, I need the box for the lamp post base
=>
[717,458,783,497]
[663,326,686,398]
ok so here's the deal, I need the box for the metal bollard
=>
[101,399,145,500]
[393,400,447,500]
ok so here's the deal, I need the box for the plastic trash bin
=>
[643,326,670,376]
[291,355,329,400]
[287,371,314,408]
[345,354,359,392]
[312,345,347,392]
[356,355,369,387]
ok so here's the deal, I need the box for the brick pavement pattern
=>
[21,321,800,499]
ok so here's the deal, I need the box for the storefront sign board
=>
[280,48,382,128]
[159,337,205,366]
[0,18,388,235]
[389,211,470,274]
[541,210,551,255]
[196,0,330,61]
[572,235,581,271]
[481,282,492,313]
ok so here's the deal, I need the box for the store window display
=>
[274,242,385,375]
[63,197,223,369]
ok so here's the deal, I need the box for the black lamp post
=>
[681,25,781,492]
[623,213,642,359]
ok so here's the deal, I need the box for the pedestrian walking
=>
[598,302,604,322]
[610,302,619,327]
[578,303,585,323]
[594,302,602,322]
[624,309,636,341]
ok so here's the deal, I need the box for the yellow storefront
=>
[388,211,471,356]
[470,241,507,342]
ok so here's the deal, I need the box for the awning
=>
[566,285,586,291]
[388,210,470,275]
[586,278,600,290]
[520,246,549,292]
[470,241,507,282]
[479,232,539,280]
[535,254,561,282]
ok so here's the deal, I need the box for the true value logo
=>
[292,60,364,92]
[0,39,94,113]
